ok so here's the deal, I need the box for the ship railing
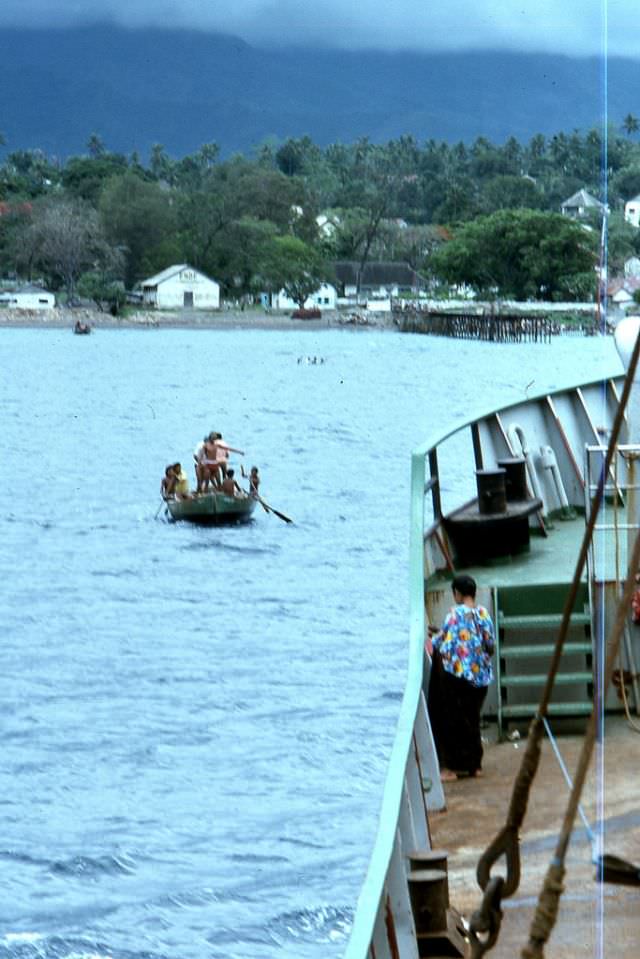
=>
[344,368,623,959]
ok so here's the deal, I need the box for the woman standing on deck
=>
[427,574,495,781]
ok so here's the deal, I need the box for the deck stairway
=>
[495,583,593,739]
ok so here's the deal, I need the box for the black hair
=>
[451,574,477,599]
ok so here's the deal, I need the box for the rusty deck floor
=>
[429,714,640,958]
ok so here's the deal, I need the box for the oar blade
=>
[269,507,293,524]
[258,496,293,524]
[596,854,640,886]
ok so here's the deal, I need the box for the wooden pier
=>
[393,308,595,342]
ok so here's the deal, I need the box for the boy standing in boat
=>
[242,465,260,497]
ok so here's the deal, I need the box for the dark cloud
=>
[0,0,635,58]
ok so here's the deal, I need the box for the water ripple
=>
[49,854,138,878]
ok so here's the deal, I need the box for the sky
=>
[0,0,637,60]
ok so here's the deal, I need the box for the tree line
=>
[1,122,640,309]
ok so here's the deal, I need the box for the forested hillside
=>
[1,25,640,156]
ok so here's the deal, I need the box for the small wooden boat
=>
[73,321,91,335]
[165,491,257,525]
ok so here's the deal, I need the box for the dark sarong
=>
[427,649,488,776]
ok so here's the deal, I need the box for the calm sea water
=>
[1,327,621,959]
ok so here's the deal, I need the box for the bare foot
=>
[440,769,458,782]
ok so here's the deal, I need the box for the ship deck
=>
[428,509,630,592]
[430,714,640,958]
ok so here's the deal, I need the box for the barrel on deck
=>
[497,457,528,501]
[475,468,507,515]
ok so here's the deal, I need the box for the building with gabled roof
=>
[560,189,607,219]
[333,261,427,299]
[139,264,220,309]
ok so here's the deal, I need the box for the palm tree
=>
[622,114,640,137]
[86,133,106,157]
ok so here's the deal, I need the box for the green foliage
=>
[261,235,332,308]
[480,175,543,213]
[611,165,640,202]
[608,212,640,271]
[622,114,640,138]
[209,217,279,294]
[3,123,640,298]
[429,209,597,301]
[78,271,126,314]
[62,154,130,203]
[1,149,60,199]
[99,171,177,286]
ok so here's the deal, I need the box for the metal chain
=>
[468,876,505,959]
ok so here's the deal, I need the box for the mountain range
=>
[0,24,638,159]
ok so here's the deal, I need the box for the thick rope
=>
[617,655,640,733]
[507,716,544,830]
[521,863,566,959]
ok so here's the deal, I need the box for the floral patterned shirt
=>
[433,604,495,687]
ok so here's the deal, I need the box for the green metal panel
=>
[500,672,593,686]
[501,702,593,717]
[498,612,590,629]
[502,642,591,658]
[497,582,590,617]
[494,581,593,738]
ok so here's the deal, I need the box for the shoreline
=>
[0,307,396,332]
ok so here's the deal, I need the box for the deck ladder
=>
[494,583,593,740]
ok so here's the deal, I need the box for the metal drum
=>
[475,468,507,515]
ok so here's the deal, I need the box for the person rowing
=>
[241,464,260,497]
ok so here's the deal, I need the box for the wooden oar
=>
[240,468,293,523]
[256,495,293,524]
[155,498,168,519]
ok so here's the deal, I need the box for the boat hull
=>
[166,492,256,525]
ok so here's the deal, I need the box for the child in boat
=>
[220,469,243,497]
[193,435,211,493]
[242,465,260,497]
[172,463,192,499]
[161,465,177,499]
